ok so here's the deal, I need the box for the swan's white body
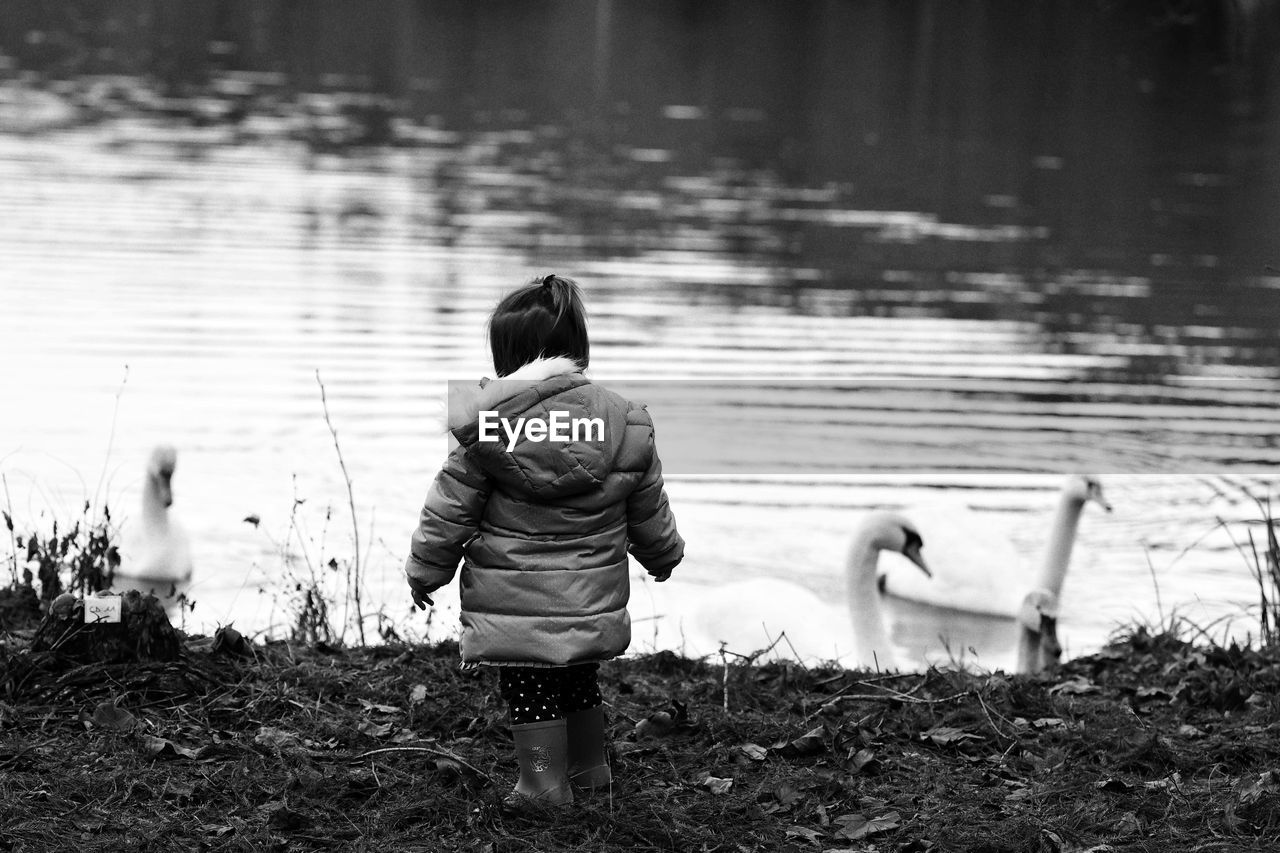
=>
[629,512,928,670]
[878,475,1109,673]
[115,445,193,594]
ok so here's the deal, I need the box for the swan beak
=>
[1018,590,1059,631]
[1088,484,1112,512]
[902,541,930,577]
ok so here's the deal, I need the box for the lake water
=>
[1,2,1278,671]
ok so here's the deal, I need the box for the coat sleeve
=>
[626,435,685,577]
[405,445,493,594]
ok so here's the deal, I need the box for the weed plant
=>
[1244,495,1280,646]
[246,371,373,647]
[1,493,118,619]
[1216,492,1280,650]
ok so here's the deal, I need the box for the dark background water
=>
[4,0,1279,381]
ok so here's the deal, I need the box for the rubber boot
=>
[565,706,612,791]
[505,719,573,810]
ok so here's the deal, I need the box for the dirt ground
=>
[2,612,1279,852]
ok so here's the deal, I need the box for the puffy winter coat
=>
[405,357,684,666]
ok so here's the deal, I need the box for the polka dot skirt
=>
[499,663,603,725]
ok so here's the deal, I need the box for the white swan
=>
[1015,589,1063,675]
[114,445,193,598]
[877,475,1110,673]
[630,512,930,670]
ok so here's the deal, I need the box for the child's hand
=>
[408,578,435,609]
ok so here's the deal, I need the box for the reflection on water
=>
[0,2,1278,668]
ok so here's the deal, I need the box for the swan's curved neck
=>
[847,533,892,670]
[1016,623,1040,674]
[142,472,172,525]
[1036,493,1086,597]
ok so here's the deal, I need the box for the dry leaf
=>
[254,726,306,757]
[358,720,394,738]
[779,726,826,757]
[1112,811,1141,834]
[920,725,982,747]
[702,775,733,795]
[1135,686,1172,702]
[143,735,203,761]
[1236,770,1280,806]
[772,782,803,806]
[359,699,402,714]
[635,710,675,739]
[1039,829,1064,852]
[90,702,137,733]
[847,747,877,773]
[738,743,768,761]
[784,826,825,845]
[832,810,901,841]
[1049,677,1099,695]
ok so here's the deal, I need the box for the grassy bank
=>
[2,621,1279,852]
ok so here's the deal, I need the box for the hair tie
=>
[542,274,556,289]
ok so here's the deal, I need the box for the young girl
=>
[405,274,684,809]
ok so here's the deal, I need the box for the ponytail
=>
[489,274,591,376]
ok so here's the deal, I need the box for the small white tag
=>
[84,596,122,624]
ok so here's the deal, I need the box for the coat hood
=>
[448,357,630,499]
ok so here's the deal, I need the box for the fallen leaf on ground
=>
[1112,811,1142,834]
[1135,686,1172,702]
[359,699,402,714]
[846,747,877,773]
[772,781,803,806]
[90,702,138,733]
[777,726,826,757]
[254,726,306,756]
[212,625,253,657]
[702,775,733,795]
[832,810,901,840]
[1236,770,1280,806]
[358,720,394,738]
[896,842,937,852]
[142,736,204,760]
[920,725,982,747]
[262,801,310,831]
[784,826,824,845]
[1143,773,1182,792]
[1039,829,1064,852]
[635,710,675,739]
[1049,677,1099,695]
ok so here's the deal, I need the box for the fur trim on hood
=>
[447,356,583,433]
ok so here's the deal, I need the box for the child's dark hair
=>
[489,274,590,376]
